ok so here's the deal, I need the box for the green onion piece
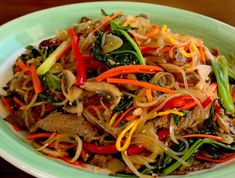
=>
[162,139,203,175]
[210,57,234,114]
[37,41,70,75]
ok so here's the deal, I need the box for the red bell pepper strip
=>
[195,153,235,163]
[201,97,213,108]
[83,54,105,70]
[127,145,145,156]
[1,97,13,113]
[113,106,136,128]
[67,28,86,85]
[140,46,157,53]
[60,157,87,168]
[162,95,194,110]
[26,133,57,140]
[157,129,170,141]
[180,101,197,110]
[83,142,118,154]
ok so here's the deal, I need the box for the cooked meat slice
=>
[5,110,36,130]
[30,111,98,141]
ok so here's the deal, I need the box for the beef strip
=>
[30,111,98,141]
[5,110,36,130]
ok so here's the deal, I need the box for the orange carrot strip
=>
[30,64,43,94]
[17,59,27,70]
[145,25,160,38]
[198,45,206,64]
[146,88,154,102]
[92,11,123,33]
[182,134,222,142]
[159,46,172,53]
[126,114,138,121]
[97,65,163,81]
[96,68,155,82]
[195,153,235,163]
[13,97,25,106]
[107,78,176,94]
[113,106,136,128]
[232,120,235,127]
[102,65,163,75]
[56,43,72,59]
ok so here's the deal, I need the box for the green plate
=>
[0,2,234,178]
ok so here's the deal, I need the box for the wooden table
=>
[0,0,235,177]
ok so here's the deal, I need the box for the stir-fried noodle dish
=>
[1,10,235,177]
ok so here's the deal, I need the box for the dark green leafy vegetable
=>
[93,29,145,68]
[38,93,63,106]
[39,93,57,103]
[114,94,133,112]
[18,45,41,62]
[136,73,153,82]
[161,138,235,175]
[41,47,54,61]
[200,101,217,135]
[40,72,61,92]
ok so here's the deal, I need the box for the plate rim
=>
[0,1,235,178]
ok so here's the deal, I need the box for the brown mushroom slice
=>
[61,70,83,103]
[64,101,83,115]
[30,111,98,142]
[81,82,122,110]
[102,34,123,54]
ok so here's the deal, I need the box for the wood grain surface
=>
[0,0,235,177]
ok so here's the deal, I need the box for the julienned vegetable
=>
[1,10,235,178]
[67,28,86,85]
[93,29,145,68]
[162,138,235,175]
[31,63,43,94]
[210,56,234,114]
[36,41,71,75]
[115,29,145,65]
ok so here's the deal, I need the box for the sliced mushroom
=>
[81,82,122,110]
[64,101,83,115]
[61,70,83,103]
[102,34,123,54]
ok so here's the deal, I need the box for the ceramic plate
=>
[0,2,234,178]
